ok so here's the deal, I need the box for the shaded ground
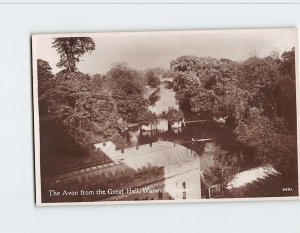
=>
[40,122,111,178]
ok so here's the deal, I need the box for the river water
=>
[127,82,237,173]
[148,83,179,114]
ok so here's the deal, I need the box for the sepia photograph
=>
[32,28,299,205]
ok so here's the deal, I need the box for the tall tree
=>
[146,70,160,88]
[106,63,148,122]
[52,37,95,73]
[37,59,54,80]
[37,59,55,116]
[161,107,184,124]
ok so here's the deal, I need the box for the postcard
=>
[32,28,299,206]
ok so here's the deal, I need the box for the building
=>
[43,141,201,202]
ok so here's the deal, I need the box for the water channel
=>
[127,82,237,172]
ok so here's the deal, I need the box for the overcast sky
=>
[34,28,297,75]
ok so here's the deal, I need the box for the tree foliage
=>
[146,70,160,88]
[145,67,165,76]
[161,107,184,123]
[38,68,126,151]
[136,110,157,125]
[162,69,176,79]
[37,60,152,152]
[170,49,297,185]
[172,56,239,118]
[106,63,149,122]
[235,107,297,182]
[52,37,95,72]
[37,59,54,80]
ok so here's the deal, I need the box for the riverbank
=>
[148,83,179,114]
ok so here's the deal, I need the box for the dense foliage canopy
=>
[146,70,160,88]
[170,49,297,186]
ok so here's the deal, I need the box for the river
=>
[127,82,237,174]
[148,82,179,114]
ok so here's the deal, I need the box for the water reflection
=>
[148,82,179,114]
[128,121,236,155]
[131,81,236,155]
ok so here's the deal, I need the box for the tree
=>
[52,37,95,73]
[234,107,298,184]
[137,110,157,125]
[161,107,184,124]
[145,67,165,76]
[172,71,202,110]
[203,144,239,191]
[171,56,239,118]
[38,64,127,151]
[146,70,160,88]
[170,55,200,72]
[37,59,55,116]
[162,69,176,79]
[106,63,148,122]
[37,59,54,80]
[279,47,295,80]
[277,48,297,131]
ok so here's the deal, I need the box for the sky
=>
[34,28,297,75]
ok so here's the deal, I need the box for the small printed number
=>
[282,187,293,192]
